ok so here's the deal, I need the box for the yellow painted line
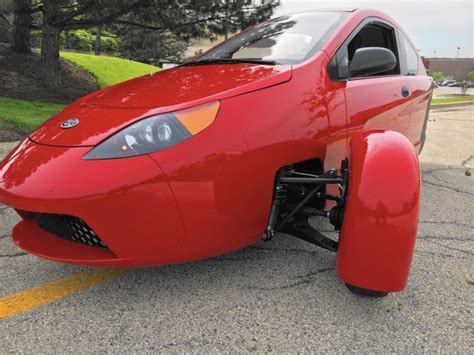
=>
[0,269,131,319]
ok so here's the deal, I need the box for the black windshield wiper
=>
[180,58,278,67]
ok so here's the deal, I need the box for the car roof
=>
[283,8,357,15]
[316,8,358,12]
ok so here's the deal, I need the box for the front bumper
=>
[0,139,187,266]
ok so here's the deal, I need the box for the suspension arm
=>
[278,177,343,184]
[263,160,349,251]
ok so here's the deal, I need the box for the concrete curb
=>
[0,141,20,160]
[431,101,474,110]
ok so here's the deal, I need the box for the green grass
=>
[0,53,160,135]
[0,97,64,132]
[61,52,160,88]
[432,95,474,106]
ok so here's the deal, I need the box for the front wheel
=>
[345,283,389,298]
[336,131,420,293]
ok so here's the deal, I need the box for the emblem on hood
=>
[60,118,80,129]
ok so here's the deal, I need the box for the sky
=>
[275,0,473,58]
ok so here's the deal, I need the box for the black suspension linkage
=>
[263,160,350,252]
[276,184,323,231]
[280,219,339,252]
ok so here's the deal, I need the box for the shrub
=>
[71,29,95,51]
[99,35,121,52]
[431,72,444,82]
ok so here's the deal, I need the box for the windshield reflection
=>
[198,12,344,65]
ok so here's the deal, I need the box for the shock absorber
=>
[328,158,349,231]
[263,167,291,241]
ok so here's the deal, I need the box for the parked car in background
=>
[441,79,456,86]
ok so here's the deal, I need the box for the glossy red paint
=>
[1,139,187,266]
[29,64,292,147]
[337,131,421,292]
[0,8,431,291]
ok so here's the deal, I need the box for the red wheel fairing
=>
[336,130,421,292]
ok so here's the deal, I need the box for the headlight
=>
[83,101,220,160]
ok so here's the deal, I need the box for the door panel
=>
[397,29,434,148]
[345,76,412,139]
[405,75,433,147]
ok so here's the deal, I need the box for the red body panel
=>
[337,131,421,292]
[1,140,187,266]
[0,9,431,277]
[29,65,292,147]
[405,75,433,150]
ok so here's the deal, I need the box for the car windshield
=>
[196,12,345,65]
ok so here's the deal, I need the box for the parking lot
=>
[434,86,474,96]
[1,106,473,352]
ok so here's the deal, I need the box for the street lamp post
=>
[456,47,461,59]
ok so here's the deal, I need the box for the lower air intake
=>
[31,212,106,248]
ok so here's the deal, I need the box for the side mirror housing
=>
[349,47,397,77]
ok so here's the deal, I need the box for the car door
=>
[398,30,434,149]
[328,19,413,140]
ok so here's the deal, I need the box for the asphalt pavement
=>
[434,86,473,97]
[0,106,473,352]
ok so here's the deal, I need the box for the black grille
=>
[31,212,106,248]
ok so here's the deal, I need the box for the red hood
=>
[29,64,292,147]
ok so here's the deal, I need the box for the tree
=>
[94,25,101,55]
[9,0,279,88]
[0,0,14,44]
[41,0,279,88]
[119,28,189,65]
[12,0,32,54]
[468,71,474,82]
[119,0,279,64]
[10,0,42,54]
[41,0,60,87]
[431,71,444,82]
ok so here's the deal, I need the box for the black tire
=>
[345,283,389,298]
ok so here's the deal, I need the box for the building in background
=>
[424,58,474,81]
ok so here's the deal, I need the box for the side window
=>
[347,24,400,76]
[327,21,401,80]
[401,34,418,75]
